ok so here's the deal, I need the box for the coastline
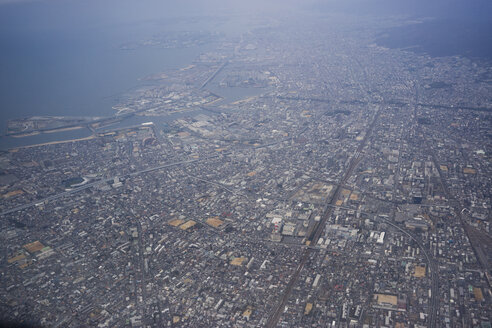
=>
[9,135,96,151]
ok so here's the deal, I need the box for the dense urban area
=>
[0,13,491,328]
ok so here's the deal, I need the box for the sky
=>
[0,0,490,33]
[1,0,491,23]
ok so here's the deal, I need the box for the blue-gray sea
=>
[0,0,251,149]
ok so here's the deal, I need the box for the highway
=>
[265,108,380,328]
[0,155,219,218]
[408,93,437,328]
[2,101,442,327]
[0,128,308,219]
[200,61,228,90]
[425,147,489,328]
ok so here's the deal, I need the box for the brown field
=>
[304,303,313,315]
[474,287,484,301]
[24,241,44,253]
[206,217,224,228]
[349,193,359,201]
[168,219,185,227]
[8,254,26,264]
[179,220,197,230]
[376,294,398,306]
[230,257,247,266]
[414,266,426,278]
[2,190,24,199]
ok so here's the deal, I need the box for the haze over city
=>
[0,0,490,327]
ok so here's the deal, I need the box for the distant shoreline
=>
[4,115,127,139]
[376,19,492,62]
[10,135,96,150]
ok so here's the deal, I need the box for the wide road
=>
[408,90,439,328]
[200,61,228,90]
[0,155,219,217]
[265,108,380,328]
